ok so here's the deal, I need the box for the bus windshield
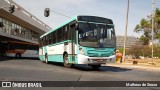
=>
[78,22,116,48]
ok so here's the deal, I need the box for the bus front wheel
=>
[63,53,72,68]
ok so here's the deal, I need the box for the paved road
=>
[0,58,160,90]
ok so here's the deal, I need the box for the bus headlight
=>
[79,48,85,55]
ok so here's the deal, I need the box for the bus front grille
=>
[87,52,110,57]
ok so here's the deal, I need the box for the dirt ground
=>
[125,59,160,67]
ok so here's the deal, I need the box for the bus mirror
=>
[70,23,79,30]
[75,23,79,30]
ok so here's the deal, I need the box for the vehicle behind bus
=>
[6,41,39,58]
[39,15,116,69]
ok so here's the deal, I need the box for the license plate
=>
[96,59,103,62]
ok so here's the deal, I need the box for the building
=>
[116,35,140,49]
[0,0,51,56]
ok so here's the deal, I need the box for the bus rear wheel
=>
[63,53,72,68]
[15,53,21,58]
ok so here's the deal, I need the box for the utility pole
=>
[151,0,155,65]
[122,0,129,63]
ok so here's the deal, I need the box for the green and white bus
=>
[39,15,116,69]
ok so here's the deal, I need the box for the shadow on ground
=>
[0,57,132,72]
[48,62,132,72]
[73,65,132,72]
[0,56,12,61]
[0,56,39,62]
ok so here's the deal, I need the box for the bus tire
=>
[15,53,21,58]
[90,65,101,70]
[63,53,72,68]
[45,53,48,64]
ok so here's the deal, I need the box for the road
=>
[0,58,160,90]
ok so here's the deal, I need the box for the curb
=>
[105,63,160,72]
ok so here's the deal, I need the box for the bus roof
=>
[40,16,77,38]
[40,15,114,38]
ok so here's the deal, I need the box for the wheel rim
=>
[63,53,72,68]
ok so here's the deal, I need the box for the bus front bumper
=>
[77,54,116,64]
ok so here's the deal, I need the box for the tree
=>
[153,44,160,58]
[118,48,124,53]
[127,45,143,58]
[128,44,160,58]
[139,35,150,45]
[134,8,160,45]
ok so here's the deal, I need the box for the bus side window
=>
[55,31,57,43]
[31,45,38,50]
[49,33,52,44]
[64,25,68,40]
[62,26,65,41]
[47,35,49,45]
[60,28,63,42]
[44,36,46,46]
[48,34,50,44]
[45,36,48,46]
[52,32,56,44]
[57,28,62,42]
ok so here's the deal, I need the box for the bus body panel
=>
[39,41,78,63]
[77,54,116,64]
[76,46,116,64]
[21,50,38,58]
[6,50,39,58]
[48,55,63,62]
[44,46,48,55]
[39,15,116,66]
[6,53,16,57]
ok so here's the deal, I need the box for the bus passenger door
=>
[70,23,76,63]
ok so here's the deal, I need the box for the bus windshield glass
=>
[78,22,116,48]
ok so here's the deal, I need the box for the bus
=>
[39,15,116,69]
[6,41,39,58]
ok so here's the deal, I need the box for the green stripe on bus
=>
[47,54,77,64]
[48,40,72,47]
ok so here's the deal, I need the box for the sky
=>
[13,0,160,37]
